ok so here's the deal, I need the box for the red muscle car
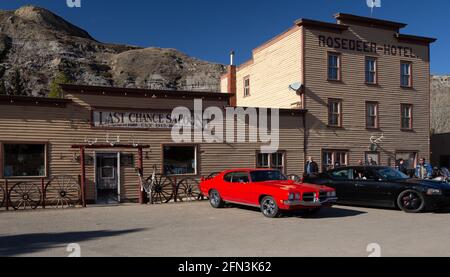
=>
[199,169,337,218]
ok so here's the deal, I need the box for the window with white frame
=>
[244,76,250,97]
[365,57,377,84]
[256,152,285,173]
[366,102,379,129]
[328,99,343,127]
[328,53,341,81]
[322,150,349,172]
[401,62,412,87]
[401,104,413,130]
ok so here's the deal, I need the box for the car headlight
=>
[427,189,442,196]
[327,191,336,197]
[288,193,295,201]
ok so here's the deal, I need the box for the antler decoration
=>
[106,134,120,146]
[84,137,98,146]
[130,134,139,147]
[370,133,384,145]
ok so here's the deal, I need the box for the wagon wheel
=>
[45,176,80,208]
[287,174,301,182]
[176,178,202,202]
[0,186,5,208]
[146,174,174,204]
[8,182,41,210]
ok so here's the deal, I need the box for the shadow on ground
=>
[288,207,367,219]
[226,204,366,219]
[0,228,145,257]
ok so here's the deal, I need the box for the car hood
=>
[255,180,333,192]
[396,178,450,190]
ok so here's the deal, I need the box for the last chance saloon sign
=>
[92,110,178,129]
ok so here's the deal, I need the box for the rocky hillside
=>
[431,75,450,134]
[0,5,226,96]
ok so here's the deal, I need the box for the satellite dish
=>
[289,82,304,95]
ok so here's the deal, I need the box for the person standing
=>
[304,156,319,177]
[397,159,408,175]
[415,158,433,179]
[366,157,378,166]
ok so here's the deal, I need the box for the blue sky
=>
[1,0,449,74]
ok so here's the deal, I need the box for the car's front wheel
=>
[209,190,225,208]
[260,196,280,218]
[397,190,426,213]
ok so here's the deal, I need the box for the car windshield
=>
[250,170,287,182]
[373,167,409,181]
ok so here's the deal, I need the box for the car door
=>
[353,168,399,207]
[325,169,356,202]
[230,171,252,204]
[371,168,405,207]
[353,168,385,206]
[221,171,251,203]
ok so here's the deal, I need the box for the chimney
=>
[227,51,237,107]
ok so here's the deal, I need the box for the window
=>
[322,150,349,172]
[401,62,412,87]
[256,152,285,173]
[328,53,341,81]
[331,169,352,180]
[2,143,46,178]
[365,57,377,84]
[366,102,379,129]
[401,104,413,130]
[396,152,418,170]
[328,99,343,127]
[224,172,250,183]
[163,145,197,175]
[250,170,286,182]
[354,168,378,181]
[243,76,250,97]
[365,152,380,166]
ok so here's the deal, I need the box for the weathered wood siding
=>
[0,93,304,202]
[303,23,431,168]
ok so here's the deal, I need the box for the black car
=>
[305,166,450,213]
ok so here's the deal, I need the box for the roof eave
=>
[334,13,407,30]
[295,19,349,32]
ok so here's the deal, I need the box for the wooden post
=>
[138,146,144,204]
[41,178,46,209]
[80,146,87,208]
[5,179,9,211]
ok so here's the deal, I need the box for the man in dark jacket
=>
[305,156,319,177]
[397,159,408,175]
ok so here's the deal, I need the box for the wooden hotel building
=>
[222,13,436,172]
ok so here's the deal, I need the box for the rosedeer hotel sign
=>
[318,35,421,59]
[92,110,179,129]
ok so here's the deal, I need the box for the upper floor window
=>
[328,53,341,81]
[401,62,412,88]
[365,57,377,84]
[243,76,250,97]
[366,102,379,129]
[328,99,343,127]
[401,104,413,130]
